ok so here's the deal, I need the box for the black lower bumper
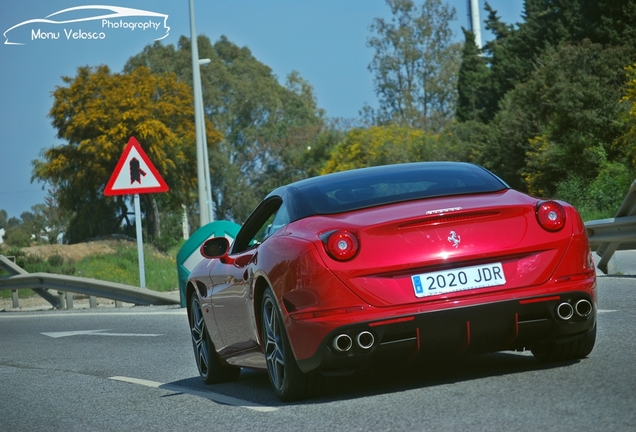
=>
[297,292,596,374]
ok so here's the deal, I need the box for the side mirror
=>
[200,237,230,259]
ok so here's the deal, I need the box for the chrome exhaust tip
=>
[332,334,353,352]
[575,299,592,317]
[356,331,375,350]
[556,302,574,320]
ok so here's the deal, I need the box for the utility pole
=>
[468,0,483,49]
[189,0,214,226]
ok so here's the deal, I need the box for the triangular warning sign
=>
[104,137,169,196]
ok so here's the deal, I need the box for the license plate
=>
[411,263,506,298]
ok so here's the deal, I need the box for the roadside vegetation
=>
[0,240,180,300]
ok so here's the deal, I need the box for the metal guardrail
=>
[585,180,636,274]
[0,254,179,308]
[0,254,63,308]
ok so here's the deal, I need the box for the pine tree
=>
[456,29,491,122]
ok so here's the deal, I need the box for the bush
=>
[556,161,634,220]
[8,252,76,275]
[5,228,31,247]
[3,246,25,259]
[555,175,588,208]
[151,210,185,253]
[587,162,633,214]
[14,254,46,273]
[47,254,64,267]
[152,230,179,254]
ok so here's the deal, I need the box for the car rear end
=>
[278,163,596,373]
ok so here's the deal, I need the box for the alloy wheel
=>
[190,296,210,378]
[262,294,286,391]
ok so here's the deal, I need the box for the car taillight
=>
[536,200,566,232]
[324,230,359,261]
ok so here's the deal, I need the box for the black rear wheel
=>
[189,293,240,384]
[261,289,321,401]
[531,324,596,362]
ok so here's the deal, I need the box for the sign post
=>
[104,137,169,288]
[133,193,146,287]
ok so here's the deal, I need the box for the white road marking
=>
[109,376,278,412]
[598,309,617,313]
[42,329,163,338]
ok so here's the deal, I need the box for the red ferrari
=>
[186,162,596,401]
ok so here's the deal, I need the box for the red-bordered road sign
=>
[104,137,169,196]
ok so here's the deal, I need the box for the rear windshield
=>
[294,163,508,214]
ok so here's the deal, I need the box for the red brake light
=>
[324,230,359,261]
[536,200,566,232]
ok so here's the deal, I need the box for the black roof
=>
[269,162,509,219]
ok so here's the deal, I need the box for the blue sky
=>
[0,0,523,220]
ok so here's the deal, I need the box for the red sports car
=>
[186,162,596,401]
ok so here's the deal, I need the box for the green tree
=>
[41,188,71,244]
[32,65,221,243]
[580,0,636,48]
[1,205,47,247]
[467,0,636,125]
[436,119,490,163]
[366,0,461,130]
[456,29,491,123]
[478,41,633,195]
[298,121,347,178]
[4,226,30,247]
[0,209,7,229]
[322,125,447,173]
[126,36,328,222]
[615,63,636,169]
[475,3,515,123]
[19,205,47,243]
[475,1,586,122]
[4,216,20,230]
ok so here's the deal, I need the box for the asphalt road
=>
[0,276,635,432]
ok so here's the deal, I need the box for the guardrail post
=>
[65,291,73,309]
[90,296,97,308]
[58,291,66,309]
[11,290,19,308]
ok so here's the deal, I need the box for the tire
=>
[261,289,320,401]
[531,324,597,362]
[189,293,240,384]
